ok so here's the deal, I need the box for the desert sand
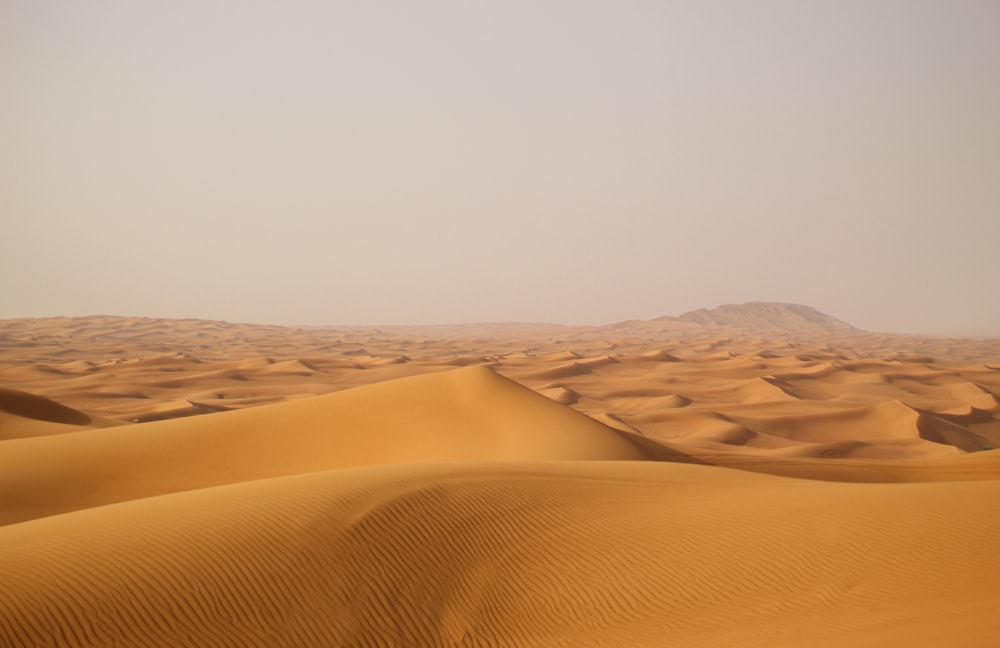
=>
[1,305,999,646]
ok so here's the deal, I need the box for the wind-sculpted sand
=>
[4,462,999,647]
[1,312,999,646]
[0,367,647,525]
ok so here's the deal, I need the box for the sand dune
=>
[1,314,999,646]
[2,461,998,647]
[0,366,646,525]
[0,387,121,440]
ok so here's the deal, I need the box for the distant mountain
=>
[0,303,861,345]
[674,302,860,334]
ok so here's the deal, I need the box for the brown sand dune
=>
[0,366,647,525]
[538,350,581,362]
[601,393,691,412]
[537,385,580,405]
[437,354,493,366]
[260,358,318,375]
[635,348,681,361]
[609,407,752,441]
[4,319,997,461]
[0,365,71,383]
[681,375,799,404]
[0,387,122,440]
[515,360,595,380]
[2,461,998,647]
[127,397,223,422]
[719,400,979,456]
[573,392,996,462]
[817,368,891,384]
[2,314,1000,645]
[892,378,999,409]
[766,360,841,379]
[574,354,620,369]
[233,356,282,370]
[690,445,1000,482]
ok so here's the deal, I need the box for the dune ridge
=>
[2,313,999,646]
[0,366,646,525]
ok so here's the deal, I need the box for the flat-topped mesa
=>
[675,302,860,334]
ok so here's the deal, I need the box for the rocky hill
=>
[674,302,860,333]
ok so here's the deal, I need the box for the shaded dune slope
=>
[2,461,998,648]
[0,387,121,440]
[679,445,1000,483]
[0,366,647,525]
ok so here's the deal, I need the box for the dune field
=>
[2,306,999,646]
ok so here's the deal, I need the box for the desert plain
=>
[1,302,999,647]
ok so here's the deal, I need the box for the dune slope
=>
[0,387,122,440]
[0,366,647,525]
[2,461,998,648]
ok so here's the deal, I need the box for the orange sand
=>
[1,310,999,646]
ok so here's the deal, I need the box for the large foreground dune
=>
[3,461,998,647]
[1,312,999,646]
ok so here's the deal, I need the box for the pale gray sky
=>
[2,1,998,335]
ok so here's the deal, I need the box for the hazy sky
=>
[2,1,998,335]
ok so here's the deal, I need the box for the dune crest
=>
[0,366,646,525]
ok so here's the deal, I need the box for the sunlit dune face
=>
[1,316,999,647]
